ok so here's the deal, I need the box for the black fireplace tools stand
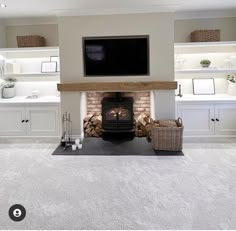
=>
[61,112,73,151]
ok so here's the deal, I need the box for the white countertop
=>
[176,94,236,102]
[0,95,60,104]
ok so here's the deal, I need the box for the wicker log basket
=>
[149,118,183,151]
[191,30,220,42]
[17,35,45,47]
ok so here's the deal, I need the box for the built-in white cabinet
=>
[0,47,59,78]
[175,41,236,138]
[214,104,236,135]
[0,104,60,136]
[177,104,214,136]
[177,102,236,136]
[0,106,26,136]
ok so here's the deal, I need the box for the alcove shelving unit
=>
[175,41,236,137]
[175,41,236,76]
[0,46,60,78]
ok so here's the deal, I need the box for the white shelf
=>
[176,94,236,102]
[0,46,59,52]
[175,41,236,48]
[175,68,236,74]
[2,72,60,78]
[175,41,236,54]
[0,47,60,79]
[0,46,59,59]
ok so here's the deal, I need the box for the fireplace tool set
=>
[61,112,72,150]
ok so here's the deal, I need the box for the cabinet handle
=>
[21,120,25,123]
[211,118,215,122]
[216,118,219,122]
[25,120,29,123]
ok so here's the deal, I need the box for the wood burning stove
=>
[101,93,134,133]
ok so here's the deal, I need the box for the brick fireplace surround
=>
[57,81,177,137]
[83,91,152,137]
[86,91,150,116]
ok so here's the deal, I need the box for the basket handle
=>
[146,126,152,142]
[177,117,182,126]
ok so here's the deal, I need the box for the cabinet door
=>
[214,104,236,135]
[0,107,26,136]
[177,104,215,136]
[26,106,60,136]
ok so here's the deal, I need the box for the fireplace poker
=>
[70,115,72,144]
[68,113,72,143]
[61,113,66,146]
[62,113,65,138]
[64,112,68,143]
[61,112,73,151]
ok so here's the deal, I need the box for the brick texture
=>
[86,92,150,116]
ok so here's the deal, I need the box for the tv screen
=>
[83,36,149,76]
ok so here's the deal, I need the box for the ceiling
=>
[0,0,236,19]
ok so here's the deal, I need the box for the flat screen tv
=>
[83,36,149,76]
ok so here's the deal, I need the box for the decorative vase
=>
[227,82,236,96]
[201,63,210,68]
[2,87,16,98]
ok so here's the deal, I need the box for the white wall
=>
[15,81,59,97]
[0,20,6,48]
[58,13,175,136]
[175,17,236,43]
[6,24,59,47]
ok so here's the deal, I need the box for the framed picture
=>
[192,78,215,95]
[50,56,60,72]
[41,61,57,73]
[0,59,5,75]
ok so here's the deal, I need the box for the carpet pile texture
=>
[0,139,235,229]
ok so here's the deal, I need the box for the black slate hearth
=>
[52,137,184,156]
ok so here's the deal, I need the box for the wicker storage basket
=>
[150,118,183,151]
[16,35,45,47]
[191,30,220,42]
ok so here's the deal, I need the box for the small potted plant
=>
[200,59,211,68]
[227,74,236,83]
[2,78,16,98]
[227,74,236,95]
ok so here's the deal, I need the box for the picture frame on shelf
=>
[0,59,5,75]
[50,56,60,72]
[41,61,57,73]
[192,78,215,95]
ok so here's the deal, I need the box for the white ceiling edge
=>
[4,17,58,26]
[53,5,177,17]
[175,10,236,20]
[1,9,236,26]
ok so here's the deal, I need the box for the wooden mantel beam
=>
[57,81,177,92]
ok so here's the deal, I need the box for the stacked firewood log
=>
[134,113,151,137]
[83,113,102,137]
[84,112,152,138]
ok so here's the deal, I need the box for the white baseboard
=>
[183,136,236,143]
[63,134,84,141]
[0,136,61,143]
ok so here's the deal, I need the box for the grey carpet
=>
[0,140,236,229]
[52,137,184,155]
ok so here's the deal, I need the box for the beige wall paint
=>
[6,24,59,47]
[0,21,6,48]
[58,13,175,136]
[59,13,174,83]
[175,17,236,43]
